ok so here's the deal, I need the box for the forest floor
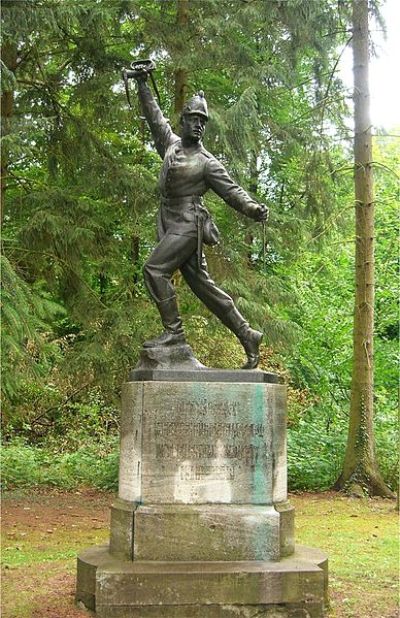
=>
[1,490,398,618]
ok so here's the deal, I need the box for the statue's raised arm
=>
[136,72,179,159]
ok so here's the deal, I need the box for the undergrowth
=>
[1,438,119,491]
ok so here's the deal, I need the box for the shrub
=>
[1,437,119,491]
[287,414,347,491]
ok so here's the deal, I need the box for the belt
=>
[161,195,203,207]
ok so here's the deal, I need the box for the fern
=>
[1,255,64,401]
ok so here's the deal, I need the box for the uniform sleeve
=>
[204,157,261,219]
[137,81,178,158]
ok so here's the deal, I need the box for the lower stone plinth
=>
[76,545,328,618]
[109,498,295,562]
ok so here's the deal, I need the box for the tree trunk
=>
[174,0,189,118]
[1,42,17,225]
[334,0,394,498]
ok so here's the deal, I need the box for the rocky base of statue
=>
[134,342,205,371]
[131,342,283,383]
[76,373,328,617]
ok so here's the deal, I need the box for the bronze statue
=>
[129,61,268,369]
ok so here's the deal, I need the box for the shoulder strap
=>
[200,146,214,160]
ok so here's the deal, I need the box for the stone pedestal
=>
[76,370,328,617]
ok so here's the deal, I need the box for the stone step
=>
[76,544,328,618]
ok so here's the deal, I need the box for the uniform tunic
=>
[138,82,261,240]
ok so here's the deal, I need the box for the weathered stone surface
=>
[75,544,110,611]
[94,605,323,618]
[134,343,205,372]
[95,607,322,618]
[272,385,287,503]
[133,504,280,561]
[119,381,287,506]
[109,499,137,560]
[276,501,295,557]
[75,545,328,617]
[118,383,142,503]
[130,368,283,383]
[108,500,295,563]
[76,376,328,616]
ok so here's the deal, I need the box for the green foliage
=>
[2,393,120,491]
[287,404,397,493]
[287,414,347,491]
[1,0,352,412]
[281,133,399,493]
[1,437,119,491]
[1,255,64,401]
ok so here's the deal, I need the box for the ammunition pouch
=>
[202,212,220,246]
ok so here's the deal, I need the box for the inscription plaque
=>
[118,381,287,505]
[139,382,284,504]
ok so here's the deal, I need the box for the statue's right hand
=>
[129,59,155,82]
[122,69,149,82]
[132,68,149,82]
[122,68,149,82]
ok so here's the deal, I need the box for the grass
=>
[1,490,398,617]
[294,493,398,617]
[2,528,109,567]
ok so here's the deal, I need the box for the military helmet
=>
[182,90,209,120]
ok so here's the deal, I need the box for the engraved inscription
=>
[173,439,234,502]
[179,464,235,481]
[140,382,277,504]
[151,401,269,485]
[154,421,264,440]
[156,442,264,465]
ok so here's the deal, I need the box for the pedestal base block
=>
[76,545,328,618]
[109,498,295,562]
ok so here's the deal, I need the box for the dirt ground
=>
[1,489,398,618]
[2,489,111,618]
[2,488,111,534]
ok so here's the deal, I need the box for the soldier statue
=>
[131,64,268,369]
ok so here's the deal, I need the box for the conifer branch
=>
[29,382,92,426]
[319,35,353,127]
[8,248,108,309]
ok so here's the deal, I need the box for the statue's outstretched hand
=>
[254,203,269,223]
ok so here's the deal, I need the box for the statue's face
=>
[181,113,206,143]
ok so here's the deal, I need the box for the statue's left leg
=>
[180,252,262,369]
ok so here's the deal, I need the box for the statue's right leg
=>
[180,252,263,369]
[142,233,197,347]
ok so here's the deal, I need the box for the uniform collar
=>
[179,139,202,153]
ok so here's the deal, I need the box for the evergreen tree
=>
[334,0,394,498]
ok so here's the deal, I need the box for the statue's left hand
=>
[254,203,269,223]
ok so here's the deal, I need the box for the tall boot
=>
[222,307,263,370]
[143,296,186,348]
